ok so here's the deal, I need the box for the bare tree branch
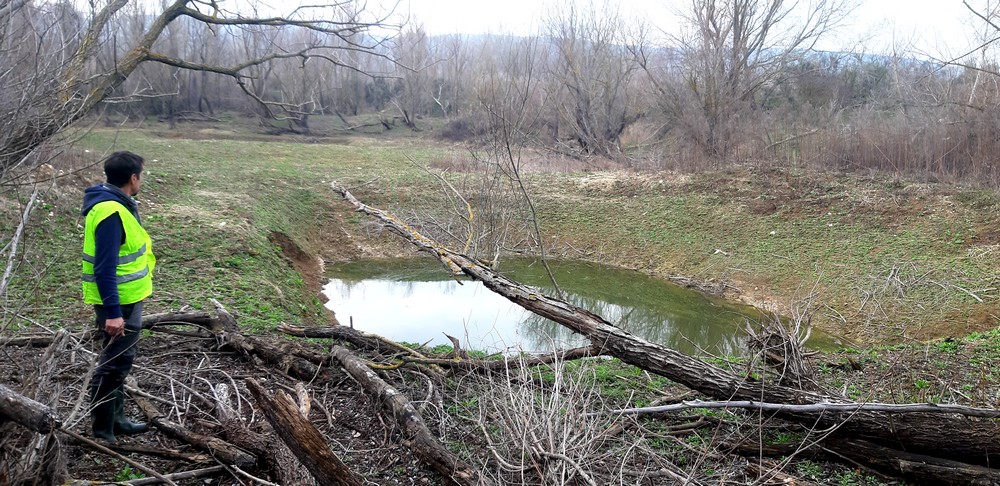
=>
[595,399,1000,419]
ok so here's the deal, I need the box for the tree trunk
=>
[330,345,489,486]
[331,183,1000,467]
[0,384,60,433]
[246,379,362,486]
[826,438,1000,486]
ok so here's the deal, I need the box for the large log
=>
[0,383,60,433]
[246,379,362,486]
[333,183,1000,466]
[826,438,1000,486]
[330,345,489,486]
[211,383,315,485]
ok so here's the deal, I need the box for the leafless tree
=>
[0,0,401,177]
[544,0,642,158]
[638,0,856,159]
[473,34,562,292]
[390,24,433,130]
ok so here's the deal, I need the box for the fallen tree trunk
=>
[826,438,1000,486]
[0,383,60,433]
[330,345,489,486]
[333,183,1000,467]
[281,323,600,372]
[600,399,1000,419]
[208,300,323,381]
[246,379,362,486]
[211,383,315,485]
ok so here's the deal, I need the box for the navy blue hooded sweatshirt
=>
[81,183,143,319]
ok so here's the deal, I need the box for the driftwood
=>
[333,183,1000,471]
[246,378,362,486]
[329,345,489,486]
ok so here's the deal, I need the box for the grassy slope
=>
[13,127,444,330]
[7,120,996,486]
[533,168,999,343]
[10,122,998,344]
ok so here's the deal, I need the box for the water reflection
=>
[323,258,763,356]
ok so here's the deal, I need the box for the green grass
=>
[529,358,672,406]
[532,168,999,343]
[5,121,996,342]
[5,127,451,330]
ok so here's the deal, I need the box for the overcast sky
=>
[403,0,982,57]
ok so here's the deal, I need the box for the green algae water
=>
[324,258,786,355]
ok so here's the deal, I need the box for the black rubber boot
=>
[90,392,117,443]
[113,388,148,436]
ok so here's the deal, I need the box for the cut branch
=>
[129,381,255,467]
[0,383,60,433]
[402,345,601,371]
[58,428,177,486]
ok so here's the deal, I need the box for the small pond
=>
[323,258,819,356]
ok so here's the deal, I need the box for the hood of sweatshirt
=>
[81,183,140,223]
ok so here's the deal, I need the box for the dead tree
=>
[332,182,1000,482]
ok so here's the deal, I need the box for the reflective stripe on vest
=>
[81,243,146,265]
[81,266,149,284]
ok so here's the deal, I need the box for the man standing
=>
[81,151,156,442]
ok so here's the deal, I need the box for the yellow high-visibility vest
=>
[82,201,155,305]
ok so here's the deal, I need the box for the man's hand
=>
[104,317,125,337]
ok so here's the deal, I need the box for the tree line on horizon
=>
[3,0,1000,187]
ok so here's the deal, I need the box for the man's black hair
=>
[104,151,144,187]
